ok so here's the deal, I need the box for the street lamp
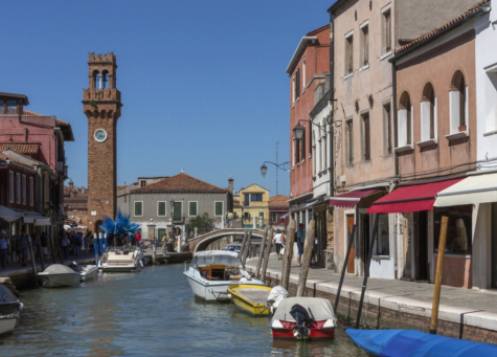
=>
[259,160,289,195]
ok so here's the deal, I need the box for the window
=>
[102,71,109,89]
[29,176,34,207]
[294,68,301,100]
[322,122,328,170]
[375,214,390,256]
[421,83,436,141]
[485,70,497,132]
[22,174,26,205]
[250,193,263,202]
[93,71,102,90]
[140,180,146,188]
[302,62,306,89]
[346,118,354,165]
[157,228,167,240]
[243,193,250,207]
[383,103,392,154]
[157,201,166,217]
[397,92,412,147]
[172,201,183,221]
[16,173,21,204]
[215,201,224,217]
[345,33,354,75]
[449,71,468,134]
[434,206,472,254]
[8,171,14,203]
[361,112,371,161]
[312,131,317,176]
[134,201,143,217]
[382,8,392,54]
[189,201,198,217]
[360,24,369,67]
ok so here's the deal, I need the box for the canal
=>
[1,265,367,356]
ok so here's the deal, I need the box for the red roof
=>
[0,142,40,155]
[269,195,289,210]
[330,189,384,208]
[131,172,228,194]
[368,179,462,214]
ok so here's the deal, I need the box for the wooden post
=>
[281,218,296,290]
[239,231,249,265]
[241,231,252,268]
[255,229,267,278]
[430,215,449,334]
[355,215,379,328]
[296,219,315,297]
[261,226,274,283]
[334,224,357,311]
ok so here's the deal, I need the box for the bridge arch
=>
[189,228,266,253]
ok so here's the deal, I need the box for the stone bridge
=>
[188,228,266,253]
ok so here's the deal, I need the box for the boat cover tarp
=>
[272,297,335,322]
[192,250,240,267]
[346,328,497,357]
[0,284,20,315]
[42,264,77,274]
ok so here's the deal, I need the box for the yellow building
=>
[233,184,270,228]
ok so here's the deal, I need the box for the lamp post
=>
[260,142,289,195]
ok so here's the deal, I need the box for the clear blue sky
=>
[1,0,333,195]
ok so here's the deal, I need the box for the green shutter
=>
[173,201,182,221]
[215,202,223,216]
[189,202,198,216]
[135,202,142,216]
[158,202,166,216]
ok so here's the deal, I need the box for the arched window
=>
[93,70,101,89]
[449,71,468,134]
[102,70,109,89]
[421,83,436,141]
[398,92,412,147]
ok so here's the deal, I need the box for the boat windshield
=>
[192,253,240,267]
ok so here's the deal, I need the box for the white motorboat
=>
[99,246,143,272]
[37,264,80,288]
[0,283,23,336]
[183,250,263,302]
[69,262,99,282]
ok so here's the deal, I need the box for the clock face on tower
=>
[94,128,108,143]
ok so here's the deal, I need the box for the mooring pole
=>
[255,229,268,278]
[241,230,252,268]
[355,215,379,328]
[334,224,357,311]
[239,231,249,267]
[430,215,449,334]
[296,219,316,297]
[261,226,274,283]
[281,218,296,290]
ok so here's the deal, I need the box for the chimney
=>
[228,178,234,193]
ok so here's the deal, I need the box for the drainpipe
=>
[391,54,399,279]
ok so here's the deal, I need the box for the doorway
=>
[414,212,429,281]
[346,214,355,274]
[492,203,497,288]
[360,214,370,273]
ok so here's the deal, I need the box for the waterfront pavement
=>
[246,254,497,333]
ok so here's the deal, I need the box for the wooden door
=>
[346,214,355,274]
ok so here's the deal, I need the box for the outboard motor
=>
[289,304,314,340]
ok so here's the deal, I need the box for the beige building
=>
[233,184,270,229]
[329,0,483,280]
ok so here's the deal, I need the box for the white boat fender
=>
[267,285,288,314]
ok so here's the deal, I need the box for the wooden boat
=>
[271,297,337,340]
[228,284,272,316]
[37,264,80,288]
[0,283,23,336]
[183,250,262,302]
[346,328,497,357]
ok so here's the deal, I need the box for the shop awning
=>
[23,211,49,225]
[368,178,462,214]
[435,172,497,207]
[329,189,384,208]
[34,217,52,226]
[0,205,22,222]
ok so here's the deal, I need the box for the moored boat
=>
[271,297,337,340]
[228,284,272,316]
[183,250,262,302]
[346,328,497,357]
[37,264,80,288]
[100,246,143,272]
[70,262,99,282]
[0,283,22,336]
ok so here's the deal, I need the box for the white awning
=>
[434,172,497,207]
[23,211,48,224]
[0,205,22,223]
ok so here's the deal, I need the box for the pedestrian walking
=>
[61,233,70,260]
[296,223,305,266]
[0,231,9,269]
[273,229,285,259]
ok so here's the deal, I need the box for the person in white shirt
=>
[273,229,285,259]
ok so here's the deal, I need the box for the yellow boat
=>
[228,284,272,316]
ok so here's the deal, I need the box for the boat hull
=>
[38,273,80,288]
[272,325,335,340]
[183,270,231,302]
[228,285,271,316]
[0,316,18,336]
[80,266,99,282]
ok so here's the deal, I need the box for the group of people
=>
[0,229,51,269]
[272,223,306,266]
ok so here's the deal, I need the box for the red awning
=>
[329,189,384,208]
[368,178,462,214]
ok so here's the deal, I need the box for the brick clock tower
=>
[83,52,122,231]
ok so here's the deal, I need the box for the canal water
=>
[1,265,367,357]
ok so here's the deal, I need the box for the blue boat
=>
[346,328,497,357]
